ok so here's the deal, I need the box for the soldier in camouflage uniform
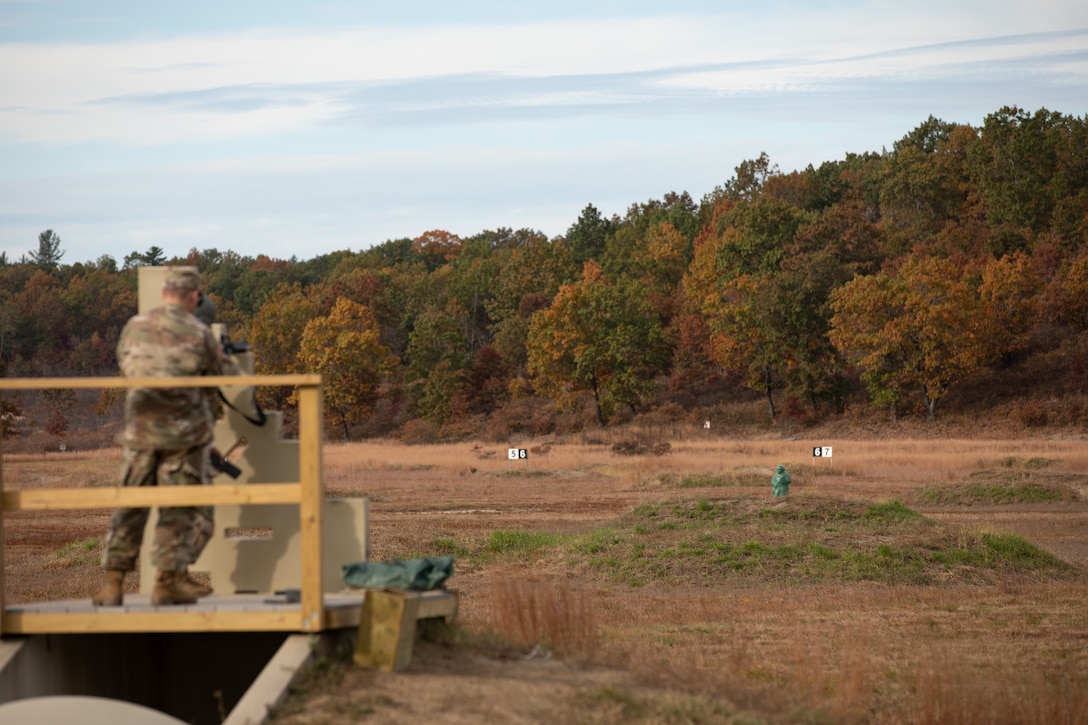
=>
[92,266,228,606]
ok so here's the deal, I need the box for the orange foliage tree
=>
[295,298,397,440]
[250,282,320,410]
[829,256,992,420]
[527,262,669,426]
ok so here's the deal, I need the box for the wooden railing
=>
[0,374,326,635]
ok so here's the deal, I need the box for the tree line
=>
[3,105,1088,440]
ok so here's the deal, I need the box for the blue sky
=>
[2,1,1087,265]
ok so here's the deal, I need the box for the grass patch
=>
[51,537,101,568]
[982,532,1065,568]
[500,469,550,478]
[432,536,473,558]
[917,482,1071,505]
[999,456,1056,469]
[564,496,1076,587]
[930,532,1064,570]
[487,529,566,556]
[582,686,645,718]
[865,499,924,522]
[571,528,624,555]
[670,471,767,489]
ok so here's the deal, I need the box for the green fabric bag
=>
[342,555,454,590]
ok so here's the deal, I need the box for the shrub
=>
[612,440,672,456]
[1016,400,1049,427]
[398,419,439,445]
[488,573,598,659]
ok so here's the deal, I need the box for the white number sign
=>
[813,446,833,458]
[508,448,528,460]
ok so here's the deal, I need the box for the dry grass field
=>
[4,430,1088,723]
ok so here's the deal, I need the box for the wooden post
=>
[0,418,5,637]
[297,383,324,632]
[354,589,422,671]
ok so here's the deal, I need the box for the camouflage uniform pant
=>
[101,445,214,572]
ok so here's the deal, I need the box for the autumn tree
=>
[405,306,471,425]
[486,234,576,373]
[601,192,698,287]
[967,107,1088,254]
[319,266,402,354]
[774,188,885,411]
[976,251,1042,361]
[879,117,971,251]
[412,359,467,427]
[684,194,837,418]
[231,255,295,317]
[704,273,787,418]
[446,235,501,353]
[829,257,991,420]
[9,270,70,372]
[412,230,463,271]
[1047,257,1088,330]
[527,262,669,426]
[62,267,136,373]
[251,282,320,410]
[712,198,809,278]
[42,388,75,439]
[296,298,396,440]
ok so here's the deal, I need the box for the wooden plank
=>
[2,607,362,635]
[224,634,316,725]
[1,609,304,634]
[321,592,457,630]
[417,590,459,620]
[0,428,5,636]
[0,374,321,391]
[297,385,325,632]
[320,592,456,629]
[2,483,303,512]
[323,605,364,631]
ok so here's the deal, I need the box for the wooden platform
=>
[4,593,357,634]
[0,373,332,637]
[1,374,458,656]
[2,589,458,637]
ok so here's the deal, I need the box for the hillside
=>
[4,105,1088,447]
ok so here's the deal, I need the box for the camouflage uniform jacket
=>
[117,302,226,450]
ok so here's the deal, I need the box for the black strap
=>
[218,389,267,427]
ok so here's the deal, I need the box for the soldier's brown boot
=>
[151,569,198,606]
[183,568,213,598]
[91,569,126,606]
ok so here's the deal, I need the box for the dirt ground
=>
[4,437,1088,723]
[283,450,1088,724]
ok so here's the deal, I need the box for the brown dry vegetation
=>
[5,430,1088,723]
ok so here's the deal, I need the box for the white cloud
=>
[3,8,1086,146]
[2,1,1086,263]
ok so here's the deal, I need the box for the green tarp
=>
[342,555,454,591]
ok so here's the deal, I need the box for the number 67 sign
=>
[812,446,832,458]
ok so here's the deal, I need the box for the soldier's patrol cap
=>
[163,266,201,292]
